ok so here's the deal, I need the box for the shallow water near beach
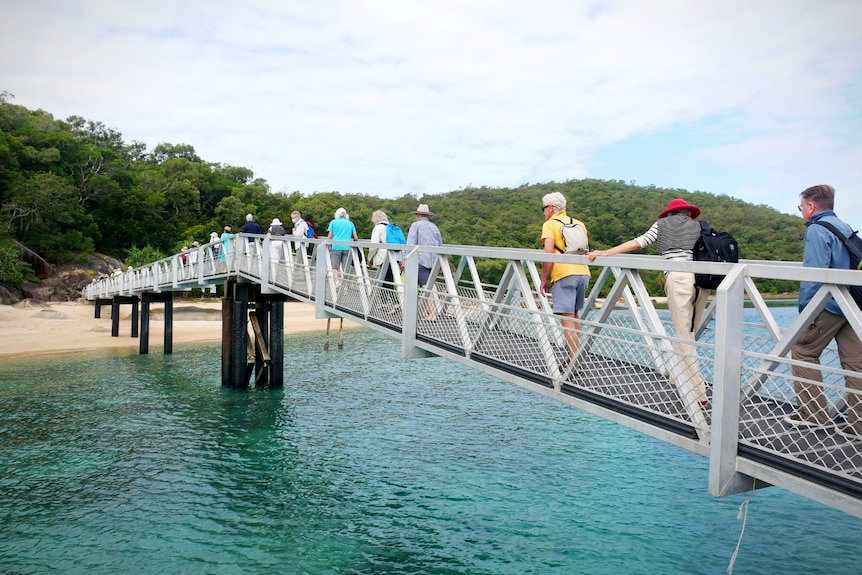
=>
[1,327,859,574]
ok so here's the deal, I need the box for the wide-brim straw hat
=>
[223,225,232,232]
[414,204,435,217]
[658,198,700,219]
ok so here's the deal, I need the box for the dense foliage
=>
[0,93,806,294]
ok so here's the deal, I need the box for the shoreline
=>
[0,299,359,360]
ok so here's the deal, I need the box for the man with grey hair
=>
[241,213,262,235]
[786,184,862,440]
[240,213,262,254]
[291,211,309,239]
[540,192,590,371]
[407,203,444,321]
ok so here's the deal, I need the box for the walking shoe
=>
[835,424,862,442]
[784,412,824,428]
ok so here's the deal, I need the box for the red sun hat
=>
[658,198,700,219]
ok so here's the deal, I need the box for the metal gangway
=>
[82,233,862,519]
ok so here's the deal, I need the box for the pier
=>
[82,233,862,519]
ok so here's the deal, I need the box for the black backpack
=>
[692,220,739,290]
[813,220,862,309]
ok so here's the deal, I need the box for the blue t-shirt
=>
[328,218,356,251]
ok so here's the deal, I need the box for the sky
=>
[2,0,861,223]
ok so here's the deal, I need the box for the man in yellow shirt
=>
[540,192,590,371]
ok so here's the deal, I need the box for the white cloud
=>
[2,0,861,221]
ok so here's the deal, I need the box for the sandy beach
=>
[0,299,358,360]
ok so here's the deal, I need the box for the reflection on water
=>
[0,328,858,574]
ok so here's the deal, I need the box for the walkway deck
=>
[82,234,862,518]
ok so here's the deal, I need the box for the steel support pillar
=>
[110,296,139,338]
[140,292,173,355]
[220,280,285,388]
[267,298,285,388]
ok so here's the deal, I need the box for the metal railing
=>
[82,233,862,518]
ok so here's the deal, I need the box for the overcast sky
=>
[2,0,861,223]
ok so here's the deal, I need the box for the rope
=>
[725,483,755,575]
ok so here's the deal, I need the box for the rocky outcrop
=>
[86,253,125,278]
[0,284,22,305]
[3,253,124,303]
[15,240,53,279]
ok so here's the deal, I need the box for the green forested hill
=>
[0,94,804,294]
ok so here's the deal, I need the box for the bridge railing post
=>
[709,265,758,496]
[401,247,429,358]
[314,241,331,319]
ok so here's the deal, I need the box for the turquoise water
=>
[1,327,859,574]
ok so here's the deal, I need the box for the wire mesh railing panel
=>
[332,272,367,315]
[573,325,703,421]
[415,283,469,350]
[469,306,558,375]
[737,350,862,488]
[582,310,668,370]
[364,279,403,328]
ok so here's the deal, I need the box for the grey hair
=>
[246,213,253,222]
[800,184,835,211]
[291,210,302,219]
[334,207,349,220]
[371,210,388,225]
[541,192,567,213]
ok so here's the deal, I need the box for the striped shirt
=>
[634,213,701,262]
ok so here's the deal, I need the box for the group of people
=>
[540,185,860,434]
[325,203,443,319]
[205,211,314,264]
[206,205,444,319]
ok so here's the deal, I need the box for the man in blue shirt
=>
[786,184,862,441]
[407,204,443,321]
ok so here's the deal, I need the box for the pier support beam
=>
[94,298,112,318]
[139,292,174,355]
[220,280,286,388]
[267,298,285,387]
[110,296,139,338]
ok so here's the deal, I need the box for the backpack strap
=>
[692,220,711,332]
[813,219,862,263]
[813,219,849,242]
[551,217,574,254]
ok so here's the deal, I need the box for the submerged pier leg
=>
[140,296,151,354]
[220,280,286,389]
[222,280,251,388]
[267,298,285,388]
[163,293,173,354]
[251,296,286,388]
[252,302,269,387]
